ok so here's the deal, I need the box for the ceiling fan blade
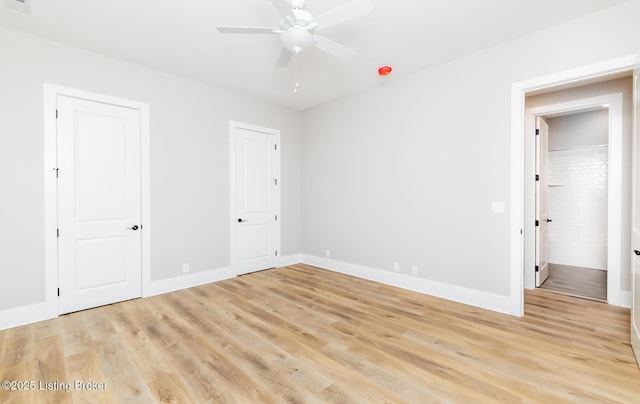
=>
[269,0,296,22]
[314,36,357,59]
[315,0,372,30]
[216,26,279,34]
[275,49,293,68]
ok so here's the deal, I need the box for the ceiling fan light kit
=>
[216,0,372,87]
[280,27,315,54]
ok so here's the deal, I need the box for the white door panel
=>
[632,66,640,367]
[76,237,127,289]
[57,95,142,314]
[536,117,550,287]
[75,112,127,220]
[234,125,280,275]
[244,225,271,259]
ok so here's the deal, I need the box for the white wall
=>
[548,109,609,150]
[547,111,609,270]
[0,26,302,312]
[547,145,609,269]
[301,0,640,305]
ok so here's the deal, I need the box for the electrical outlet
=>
[325,249,331,258]
[393,262,400,272]
[182,263,190,274]
[411,266,418,275]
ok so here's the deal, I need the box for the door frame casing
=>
[44,84,151,318]
[228,120,281,275]
[632,67,640,367]
[525,93,624,304]
[510,54,639,316]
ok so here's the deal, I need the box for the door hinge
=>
[56,228,60,238]
[57,288,60,297]
[275,214,278,221]
[535,220,539,227]
[275,250,278,257]
[274,178,278,186]
[535,174,539,181]
[535,129,540,136]
[56,109,58,119]
[535,265,539,273]
[274,144,278,150]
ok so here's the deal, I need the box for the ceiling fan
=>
[216,0,372,68]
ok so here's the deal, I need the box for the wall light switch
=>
[491,202,506,213]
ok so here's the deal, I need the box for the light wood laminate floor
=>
[540,263,607,301]
[1,264,638,403]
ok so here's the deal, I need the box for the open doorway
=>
[509,57,637,317]
[524,81,629,306]
[537,108,610,301]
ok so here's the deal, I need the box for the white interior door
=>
[234,124,280,275]
[57,95,142,314]
[536,117,550,287]
[631,66,640,367]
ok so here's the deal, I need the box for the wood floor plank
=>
[1,264,639,402]
[31,335,71,404]
[204,290,408,402]
[82,306,117,342]
[0,323,36,367]
[184,289,334,400]
[66,349,112,404]
[148,372,200,404]
[92,334,155,403]
[130,302,246,403]
[541,264,607,301]
[0,361,32,404]
[149,295,289,403]
[61,311,93,357]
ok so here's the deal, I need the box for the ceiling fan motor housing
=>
[280,8,316,53]
[281,28,315,53]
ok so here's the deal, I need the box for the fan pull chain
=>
[293,52,300,93]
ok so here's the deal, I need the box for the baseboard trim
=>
[0,302,54,331]
[301,254,512,315]
[146,266,236,297]
[148,255,303,297]
[279,253,302,267]
[0,253,519,330]
[620,291,632,308]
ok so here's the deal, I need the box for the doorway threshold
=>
[539,264,607,302]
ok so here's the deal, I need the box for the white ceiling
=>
[0,0,629,110]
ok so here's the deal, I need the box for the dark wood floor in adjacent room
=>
[540,263,607,301]
[0,264,638,403]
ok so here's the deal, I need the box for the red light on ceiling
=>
[378,65,393,76]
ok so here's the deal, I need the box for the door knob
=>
[127,225,139,230]
[237,218,246,223]
[546,219,552,223]
[634,250,640,256]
